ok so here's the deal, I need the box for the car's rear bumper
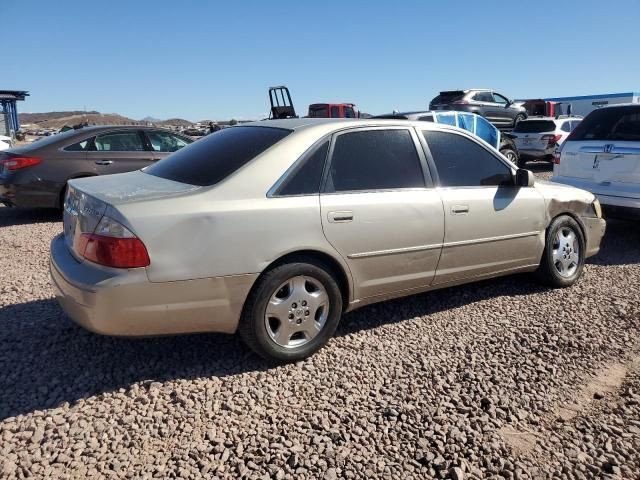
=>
[517,148,555,160]
[0,179,59,208]
[50,234,258,336]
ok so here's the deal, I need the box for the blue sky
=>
[3,0,639,121]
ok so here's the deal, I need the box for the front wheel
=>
[535,215,585,288]
[501,147,519,165]
[514,113,526,127]
[238,259,343,362]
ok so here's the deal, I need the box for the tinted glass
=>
[568,106,640,141]
[64,139,91,151]
[344,107,356,118]
[423,130,512,187]
[147,131,191,152]
[330,106,340,118]
[309,106,328,118]
[431,91,465,104]
[94,132,145,152]
[560,122,571,133]
[326,130,424,192]
[492,93,509,104]
[473,92,494,102]
[419,115,434,122]
[513,120,556,133]
[570,120,581,131]
[277,141,329,196]
[145,126,291,186]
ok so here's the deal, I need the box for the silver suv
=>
[512,116,582,165]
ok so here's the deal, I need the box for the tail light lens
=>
[553,148,562,165]
[542,134,562,146]
[1,156,42,170]
[78,216,150,268]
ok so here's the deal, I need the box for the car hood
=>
[68,170,200,206]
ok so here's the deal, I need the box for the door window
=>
[560,121,571,133]
[64,139,91,151]
[492,93,509,105]
[344,106,356,118]
[423,130,512,187]
[325,129,425,192]
[330,106,340,118]
[473,92,494,103]
[146,131,191,152]
[276,140,329,196]
[94,131,145,152]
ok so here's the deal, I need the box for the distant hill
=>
[18,111,197,129]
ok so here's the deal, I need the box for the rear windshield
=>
[568,106,640,141]
[431,91,465,104]
[513,120,556,133]
[144,126,291,186]
[309,106,329,118]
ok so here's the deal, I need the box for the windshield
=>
[144,126,291,186]
[569,106,640,141]
[514,120,556,133]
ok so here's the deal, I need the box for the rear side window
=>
[94,131,145,152]
[513,120,556,133]
[568,106,640,141]
[146,131,191,152]
[325,129,424,192]
[276,140,329,196]
[473,92,494,102]
[560,121,571,133]
[423,130,512,187]
[145,126,291,186]
[64,139,92,151]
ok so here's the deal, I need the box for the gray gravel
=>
[1,166,639,479]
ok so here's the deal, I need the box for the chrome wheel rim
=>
[504,150,517,163]
[552,227,580,278]
[264,275,329,348]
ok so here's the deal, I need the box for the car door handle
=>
[94,160,113,165]
[451,205,469,214]
[328,211,354,223]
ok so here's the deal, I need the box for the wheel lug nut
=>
[288,313,294,319]
[305,310,310,316]
[301,301,307,306]
[296,319,302,324]
[292,303,297,308]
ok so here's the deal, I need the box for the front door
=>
[320,127,445,300]
[89,130,154,175]
[421,129,546,285]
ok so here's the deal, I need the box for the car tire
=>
[500,147,519,165]
[238,258,343,363]
[514,113,526,127]
[535,215,585,288]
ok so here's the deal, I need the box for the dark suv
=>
[429,89,527,129]
[0,125,192,209]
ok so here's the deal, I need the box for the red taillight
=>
[553,151,561,164]
[1,156,42,170]
[78,233,150,268]
[542,134,562,147]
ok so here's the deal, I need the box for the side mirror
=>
[515,168,535,187]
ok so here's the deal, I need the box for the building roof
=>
[0,90,29,101]
[544,92,640,102]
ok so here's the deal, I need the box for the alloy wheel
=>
[552,227,580,278]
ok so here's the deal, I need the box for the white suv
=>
[512,116,581,166]
[552,104,640,219]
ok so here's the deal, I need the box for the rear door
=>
[422,129,546,285]
[555,106,640,199]
[320,127,445,300]
[89,130,154,175]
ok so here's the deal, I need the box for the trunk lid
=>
[64,171,199,259]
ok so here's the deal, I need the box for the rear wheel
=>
[239,259,343,362]
[501,147,519,165]
[536,215,585,288]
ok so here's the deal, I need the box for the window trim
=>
[268,135,331,198]
[142,129,193,154]
[320,126,433,195]
[419,126,516,189]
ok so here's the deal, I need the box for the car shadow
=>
[0,206,61,227]
[587,218,640,266]
[0,273,548,420]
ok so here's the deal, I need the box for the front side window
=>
[146,131,191,152]
[94,131,145,152]
[325,129,424,192]
[423,130,512,187]
[276,140,329,196]
[330,106,340,118]
[145,126,291,186]
[344,107,356,118]
[493,93,509,105]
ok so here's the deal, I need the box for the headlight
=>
[592,198,602,218]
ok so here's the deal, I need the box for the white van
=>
[552,104,640,219]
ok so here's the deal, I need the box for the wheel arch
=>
[58,173,97,208]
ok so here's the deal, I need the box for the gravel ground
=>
[1,165,639,479]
